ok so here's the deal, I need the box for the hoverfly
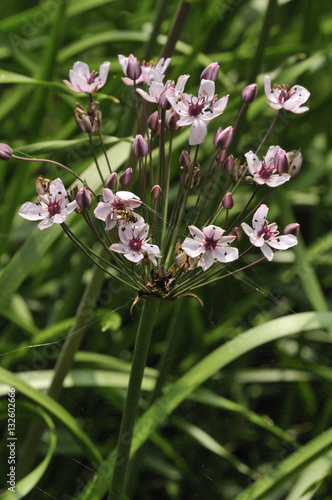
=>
[113,209,137,224]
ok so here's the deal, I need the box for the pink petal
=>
[189,118,207,145]
[245,151,260,176]
[94,202,111,221]
[188,225,205,241]
[264,76,278,104]
[200,252,214,270]
[19,202,47,221]
[261,242,274,261]
[252,205,269,229]
[182,237,204,258]
[38,217,54,230]
[267,234,298,250]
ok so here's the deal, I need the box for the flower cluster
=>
[11,57,310,305]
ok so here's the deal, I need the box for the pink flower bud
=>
[159,88,172,110]
[151,184,162,199]
[201,62,220,82]
[224,154,234,172]
[213,127,223,149]
[216,126,233,149]
[106,172,117,190]
[148,111,159,131]
[179,150,190,167]
[132,134,148,158]
[231,226,242,241]
[76,187,92,213]
[126,54,142,81]
[119,167,132,186]
[0,143,13,160]
[284,223,300,237]
[166,111,180,130]
[241,83,257,104]
[222,192,234,209]
[274,148,289,174]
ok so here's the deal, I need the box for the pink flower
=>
[136,75,189,105]
[19,178,77,230]
[264,76,310,114]
[167,79,229,145]
[110,222,162,265]
[94,189,141,230]
[245,146,290,187]
[182,225,238,271]
[241,204,298,261]
[64,61,110,94]
[118,55,171,86]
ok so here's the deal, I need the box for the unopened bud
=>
[0,143,13,160]
[106,172,117,190]
[231,226,242,241]
[127,54,142,81]
[166,110,180,130]
[216,126,233,149]
[119,167,132,186]
[179,150,190,167]
[159,88,172,110]
[222,192,234,209]
[76,187,92,213]
[201,62,220,82]
[224,154,234,172]
[284,223,300,237]
[148,111,159,131]
[241,83,257,104]
[274,148,289,174]
[151,184,162,199]
[132,134,148,157]
[287,149,303,177]
[213,127,223,149]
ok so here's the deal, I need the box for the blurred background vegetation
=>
[0,0,332,499]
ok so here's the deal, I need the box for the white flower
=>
[136,75,190,104]
[167,79,229,145]
[241,204,298,261]
[264,76,310,114]
[182,225,238,271]
[245,146,290,187]
[110,222,162,265]
[94,189,142,230]
[18,178,77,230]
[118,55,171,86]
[63,61,110,94]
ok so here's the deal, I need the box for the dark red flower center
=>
[86,70,98,84]
[129,237,143,252]
[47,197,62,217]
[257,222,277,240]
[273,83,294,104]
[204,236,218,251]
[259,159,275,179]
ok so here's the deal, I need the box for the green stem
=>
[108,297,160,500]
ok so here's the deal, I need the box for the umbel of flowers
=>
[9,56,309,308]
[3,54,310,500]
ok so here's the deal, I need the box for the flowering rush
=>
[19,178,77,230]
[13,55,307,304]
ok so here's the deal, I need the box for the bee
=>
[113,209,137,224]
[143,251,151,265]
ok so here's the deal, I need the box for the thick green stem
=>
[108,297,160,500]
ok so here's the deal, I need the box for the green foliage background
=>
[0,0,332,499]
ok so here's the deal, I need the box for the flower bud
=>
[200,62,220,82]
[127,54,142,81]
[222,192,234,209]
[213,127,223,150]
[224,154,234,172]
[132,134,148,157]
[287,149,303,177]
[218,150,227,165]
[216,126,233,149]
[159,88,172,110]
[119,167,132,186]
[241,83,257,104]
[76,187,92,213]
[0,143,13,160]
[231,226,242,241]
[166,110,180,130]
[274,148,289,174]
[147,111,159,131]
[106,172,117,190]
[284,223,300,237]
[151,184,162,199]
[179,150,190,167]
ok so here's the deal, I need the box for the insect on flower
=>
[113,209,137,224]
